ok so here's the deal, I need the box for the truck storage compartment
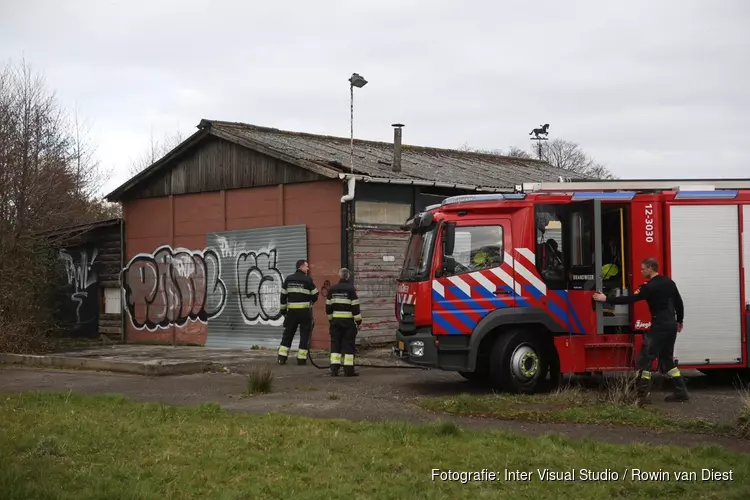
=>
[669,204,743,365]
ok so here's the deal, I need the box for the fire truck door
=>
[433,219,514,336]
[564,198,604,335]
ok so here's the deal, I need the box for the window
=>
[104,288,122,314]
[399,228,436,281]
[355,201,412,225]
[443,225,504,277]
[535,205,566,289]
[569,210,593,267]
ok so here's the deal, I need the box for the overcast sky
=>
[2,0,748,194]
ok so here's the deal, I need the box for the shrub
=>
[247,365,274,395]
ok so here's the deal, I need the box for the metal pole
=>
[593,199,603,335]
[350,83,354,173]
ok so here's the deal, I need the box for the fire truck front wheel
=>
[489,329,550,394]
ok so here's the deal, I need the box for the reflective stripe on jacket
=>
[325,279,362,323]
[280,270,319,312]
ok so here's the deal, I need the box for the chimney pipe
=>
[392,123,404,173]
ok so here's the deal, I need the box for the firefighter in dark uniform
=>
[593,257,688,404]
[278,259,319,365]
[326,268,362,377]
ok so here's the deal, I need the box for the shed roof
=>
[35,218,122,246]
[106,119,580,201]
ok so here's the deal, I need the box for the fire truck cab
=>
[393,179,750,393]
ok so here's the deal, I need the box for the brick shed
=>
[105,119,571,350]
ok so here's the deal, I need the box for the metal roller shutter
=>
[205,224,308,349]
[669,205,742,365]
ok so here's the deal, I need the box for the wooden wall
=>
[57,222,123,340]
[125,136,325,199]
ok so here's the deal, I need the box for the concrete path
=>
[0,344,408,376]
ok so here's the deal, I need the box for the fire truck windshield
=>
[399,227,436,281]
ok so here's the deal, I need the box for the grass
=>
[737,385,750,439]
[1,391,750,499]
[417,377,739,438]
[245,364,274,395]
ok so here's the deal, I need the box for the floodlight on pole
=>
[349,73,368,173]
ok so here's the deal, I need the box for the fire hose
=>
[304,319,428,371]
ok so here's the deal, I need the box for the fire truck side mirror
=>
[443,222,456,256]
[418,212,434,228]
[442,258,456,276]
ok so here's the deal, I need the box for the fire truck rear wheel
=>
[489,329,550,394]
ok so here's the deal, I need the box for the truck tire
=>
[489,328,550,394]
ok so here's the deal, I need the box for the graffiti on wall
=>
[320,279,331,300]
[59,247,99,324]
[237,247,285,326]
[122,245,228,331]
[354,277,399,297]
[216,235,246,258]
[122,226,309,339]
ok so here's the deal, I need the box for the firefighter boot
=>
[296,349,308,366]
[343,354,358,377]
[277,345,289,365]
[664,368,690,402]
[635,371,652,406]
[330,353,342,377]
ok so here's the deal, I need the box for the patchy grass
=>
[417,380,737,438]
[597,373,641,406]
[2,391,750,499]
[297,386,319,392]
[736,385,750,439]
[245,364,274,395]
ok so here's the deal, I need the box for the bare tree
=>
[0,58,113,352]
[539,138,617,179]
[128,128,184,176]
[504,146,533,159]
[459,138,617,179]
[457,143,532,158]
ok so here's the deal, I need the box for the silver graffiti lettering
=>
[59,248,98,323]
[236,247,284,326]
[216,235,246,258]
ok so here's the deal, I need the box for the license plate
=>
[398,341,404,351]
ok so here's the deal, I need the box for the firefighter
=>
[593,257,688,404]
[277,259,319,365]
[473,248,491,268]
[326,267,362,377]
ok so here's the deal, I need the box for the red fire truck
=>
[393,179,750,393]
